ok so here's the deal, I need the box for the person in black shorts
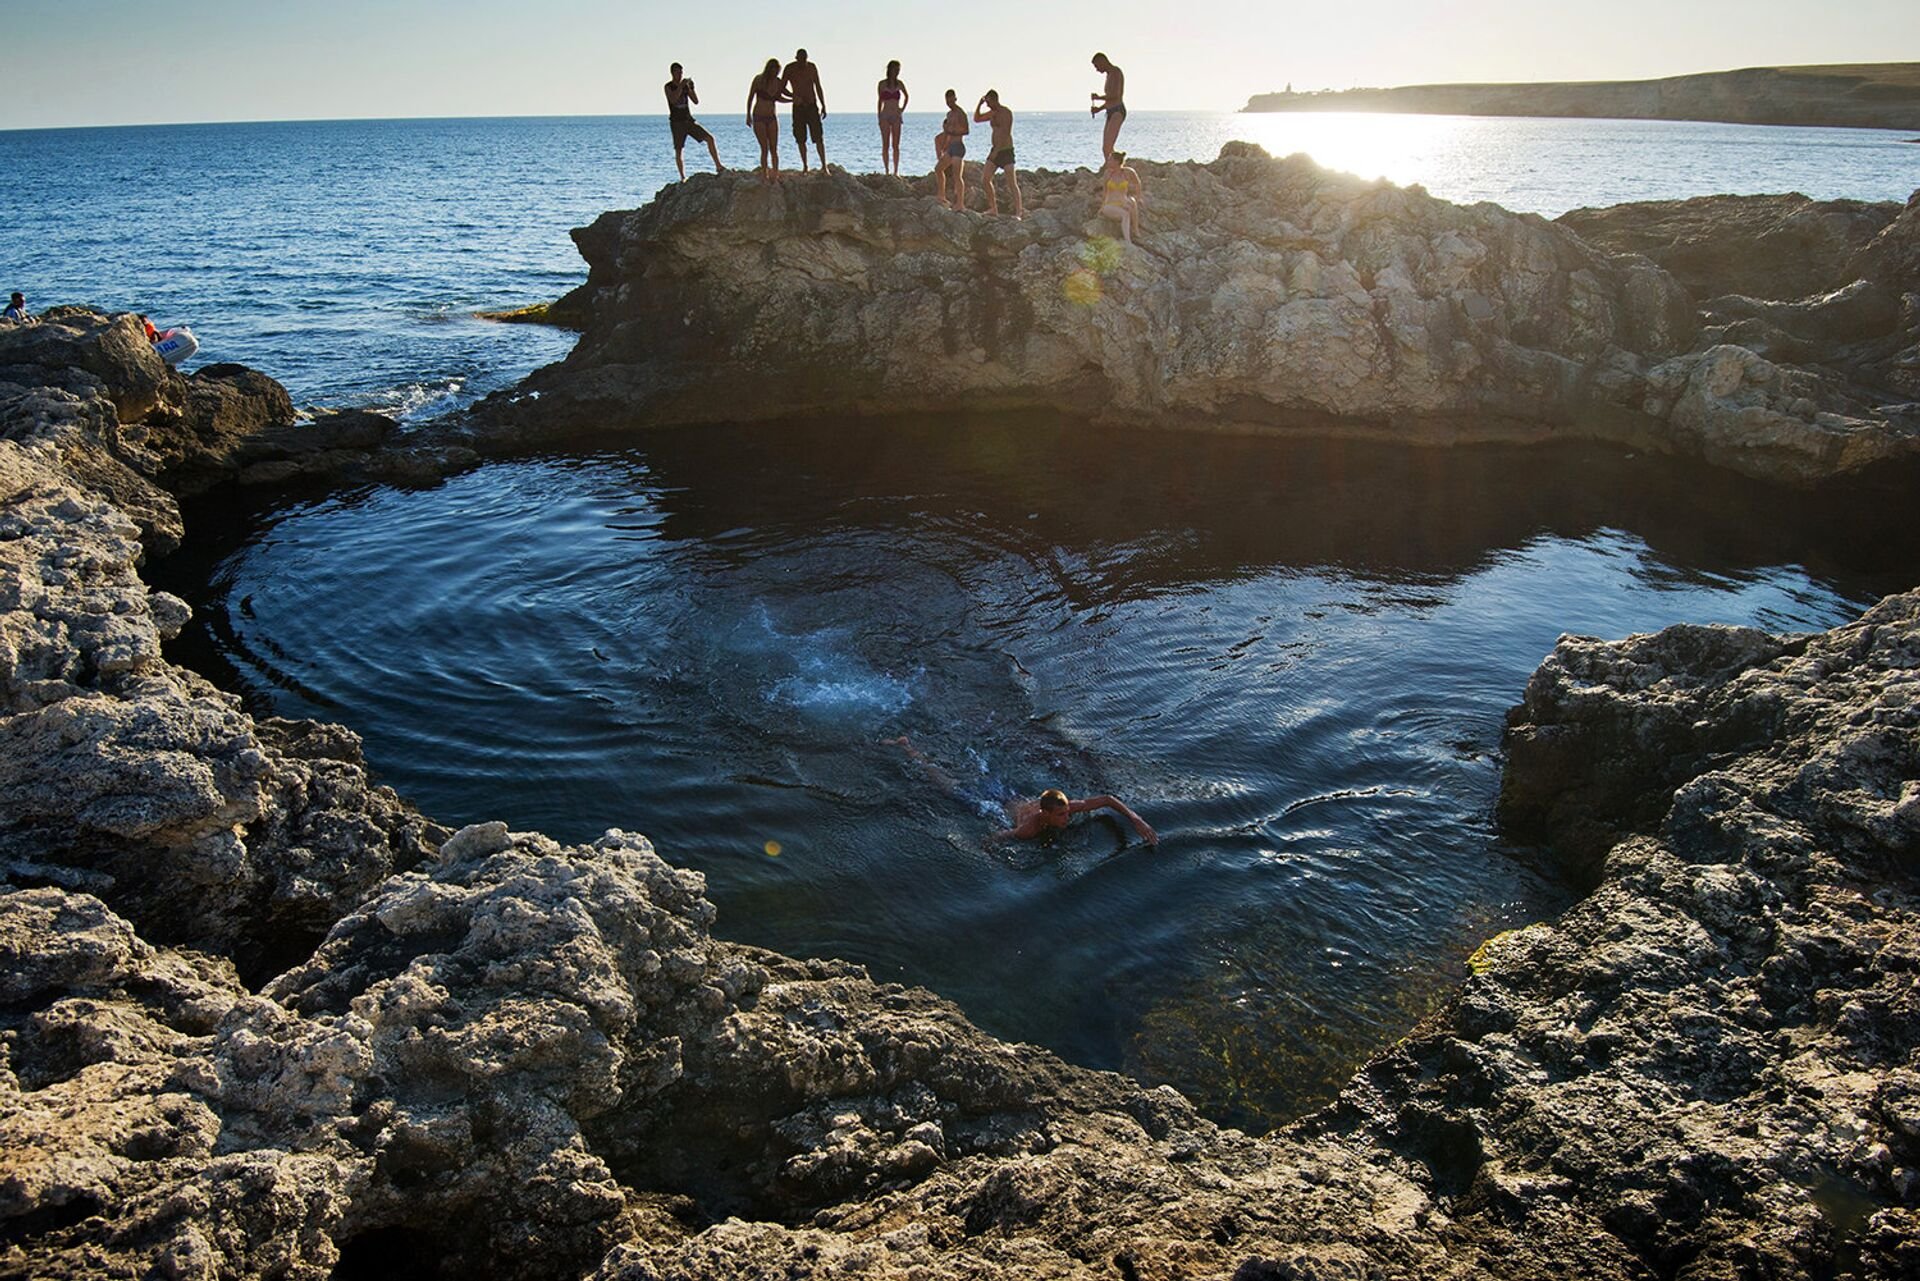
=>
[1090,52,1126,160]
[782,49,828,173]
[972,89,1024,217]
[665,63,724,181]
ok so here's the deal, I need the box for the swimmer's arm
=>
[687,81,699,105]
[973,100,993,122]
[1070,795,1158,845]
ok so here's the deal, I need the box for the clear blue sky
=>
[5,0,1917,129]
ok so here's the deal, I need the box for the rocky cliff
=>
[470,147,1920,487]
[4,312,1918,1277]
[1242,63,1920,131]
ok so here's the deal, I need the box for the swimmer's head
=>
[1039,789,1069,813]
[670,62,683,76]
[1092,53,1110,71]
[887,60,901,78]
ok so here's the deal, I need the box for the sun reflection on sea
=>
[1224,111,1482,188]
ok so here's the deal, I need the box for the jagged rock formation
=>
[4,307,1918,1277]
[0,310,472,527]
[1557,193,1903,303]
[471,148,1920,486]
[1560,191,1920,409]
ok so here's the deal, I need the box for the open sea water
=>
[3,111,1915,418]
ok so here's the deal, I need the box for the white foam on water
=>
[744,603,920,719]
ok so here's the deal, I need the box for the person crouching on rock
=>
[747,58,791,183]
[994,788,1158,846]
[665,62,724,181]
[1097,150,1144,245]
[936,89,969,210]
[972,89,1025,218]
[2,292,34,326]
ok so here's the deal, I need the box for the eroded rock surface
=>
[4,281,1918,1279]
[472,148,1920,485]
[1558,193,1903,302]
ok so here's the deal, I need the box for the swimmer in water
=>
[887,737,1157,846]
[994,788,1157,846]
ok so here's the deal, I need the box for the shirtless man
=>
[887,737,1158,846]
[782,49,828,173]
[995,788,1158,846]
[1090,52,1126,160]
[972,89,1025,218]
[664,63,723,181]
[935,88,969,210]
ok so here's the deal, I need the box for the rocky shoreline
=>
[462,147,1920,489]
[3,176,1918,1277]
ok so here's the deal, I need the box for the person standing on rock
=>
[877,61,909,176]
[665,63,724,181]
[1096,150,1144,244]
[783,49,829,174]
[2,293,33,326]
[935,89,969,210]
[747,58,791,183]
[972,90,1025,218]
[1090,52,1126,160]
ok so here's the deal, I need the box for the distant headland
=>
[1243,62,1920,131]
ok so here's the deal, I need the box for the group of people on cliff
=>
[662,52,1145,241]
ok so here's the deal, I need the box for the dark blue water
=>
[3,114,1914,418]
[163,422,1918,1128]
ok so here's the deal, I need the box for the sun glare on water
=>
[1225,111,1480,191]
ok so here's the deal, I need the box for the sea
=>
[11,112,1920,1130]
[2,111,1915,419]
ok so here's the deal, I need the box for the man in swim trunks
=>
[936,88,969,210]
[665,63,724,181]
[1090,52,1126,160]
[995,788,1158,846]
[783,49,828,173]
[972,89,1025,217]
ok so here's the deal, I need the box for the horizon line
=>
[5,107,1253,135]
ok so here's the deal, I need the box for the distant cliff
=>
[1243,63,1920,131]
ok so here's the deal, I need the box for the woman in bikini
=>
[747,58,791,183]
[1097,149,1144,244]
[935,88,970,210]
[876,61,909,176]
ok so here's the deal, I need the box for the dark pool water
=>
[162,419,1918,1129]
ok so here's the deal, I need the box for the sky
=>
[4,0,1917,129]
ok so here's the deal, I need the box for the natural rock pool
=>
[160,418,1917,1129]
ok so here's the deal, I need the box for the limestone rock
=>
[471,151,1919,484]
[1558,193,1902,302]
